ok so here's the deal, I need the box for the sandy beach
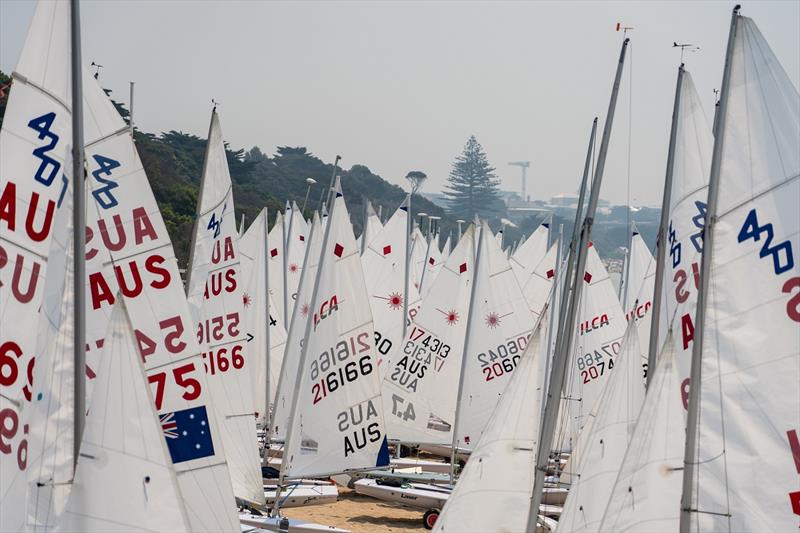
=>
[283,488,426,533]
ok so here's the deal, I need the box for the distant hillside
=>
[133,132,450,265]
[0,71,660,265]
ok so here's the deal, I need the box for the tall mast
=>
[274,180,341,514]
[402,194,412,338]
[129,81,135,132]
[263,208,273,452]
[419,229,434,293]
[71,0,86,468]
[529,37,629,524]
[551,117,597,391]
[527,230,562,530]
[542,224,563,404]
[325,155,341,209]
[679,7,740,531]
[448,222,483,484]
[268,216,319,442]
[647,64,685,388]
[360,196,369,255]
[283,203,294,329]
[184,107,217,292]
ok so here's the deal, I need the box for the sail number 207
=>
[578,341,620,384]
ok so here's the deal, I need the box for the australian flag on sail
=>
[160,406,215,464]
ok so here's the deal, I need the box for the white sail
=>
[660,70,713,408]
[442,234,452,258]
[270,213,323,442]
[383,226,476,445]
[57,299,190,533]
[24,172,74,531]
[0,1,72,529]
[359,201,382,254]
[686,16,799,531]
[185,109,262,505]
[362,198,421,378]
[562,244,628,447]
[620,229,655,374]
[79,79,241,530]
[284,201,309,326]
[521,243,558,323]
[409,227,428,294]
[419,235,445,299]
[588,70,713,525]
[282,181,389,478]
[240,208,288,427]
[454,221,535,450]
[433,318,546,533]
[558,322,645,533]
[510,221,549,283]
[599,334,684,532]
[267,211,286,327]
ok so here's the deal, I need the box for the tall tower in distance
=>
[508,161,531,203]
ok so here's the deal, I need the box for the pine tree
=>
[443,135,502,220]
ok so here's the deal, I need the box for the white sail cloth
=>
[382,227,476,445]
[599,334,685,532]
[434,319,546,532]
[454,221,534,450]
[57,300,190,532]
[185,109,262,506]
[79,79,241,530]
[620,231,655,373]
[0,2,73,529]
[685,16,800,531]
[657,69,712,405]
[239,208,288,427]
[562,244,627,448]
[361,198,421,378]
[282,182,389,478]
[510,221,549,284]
[270,213,323,442]
[557,322,645,533]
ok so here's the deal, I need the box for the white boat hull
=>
[353,479,450,510]
[239,513,349,533]
[390,457,451,474]
[263,482,338,508]
[417,444,470,462]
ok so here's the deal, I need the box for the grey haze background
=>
[2,1,798,207]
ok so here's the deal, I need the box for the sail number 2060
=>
[478,336,528,381]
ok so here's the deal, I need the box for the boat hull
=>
[239,513,349,533]
[353,479,450,510]
[263,482,338,508]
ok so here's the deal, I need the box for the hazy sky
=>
[2,1,798,206]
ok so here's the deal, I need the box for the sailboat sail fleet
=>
[0,2,797,532]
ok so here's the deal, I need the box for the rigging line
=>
[626,41,634,265]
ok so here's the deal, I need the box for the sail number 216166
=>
[310,331,374,405]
